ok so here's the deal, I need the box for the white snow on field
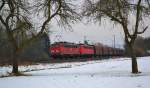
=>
[0,57,150,88]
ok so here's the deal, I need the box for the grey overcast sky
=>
[31,0,150,48]
[50,18,150,48]
[50,20,123,47]
[48,0,150,48]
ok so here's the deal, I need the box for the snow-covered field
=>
[0,57,150,88]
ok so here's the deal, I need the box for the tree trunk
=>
[128,44,139,73]
[131,55,139,73]
[12,51,19,74]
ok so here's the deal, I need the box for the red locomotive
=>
[50,42,124,58]
[50,42,80,58]
[79,44,94,57]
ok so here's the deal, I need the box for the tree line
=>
[0,28,50,65]
[125,36,150,57]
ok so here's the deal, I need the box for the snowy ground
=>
[0,57,150,88]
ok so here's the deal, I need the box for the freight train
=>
[50,42,124,58]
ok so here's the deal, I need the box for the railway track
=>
[0,56,122,66]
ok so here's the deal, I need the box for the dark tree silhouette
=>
[82,0,150,73]
[0,0,80,75]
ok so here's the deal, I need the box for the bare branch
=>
[116,0,124,21]
[0,0,5,11]
[137,26,148,34]
[0,15,6,26]
[146,0,150,8]
[39,0,62,35]
[101,10,122,24]
[134,0,142,35]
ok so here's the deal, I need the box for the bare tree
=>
[32,0,80,34]
[0,0,32,74]
[0,0,80,75]
[82,0,150,73]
